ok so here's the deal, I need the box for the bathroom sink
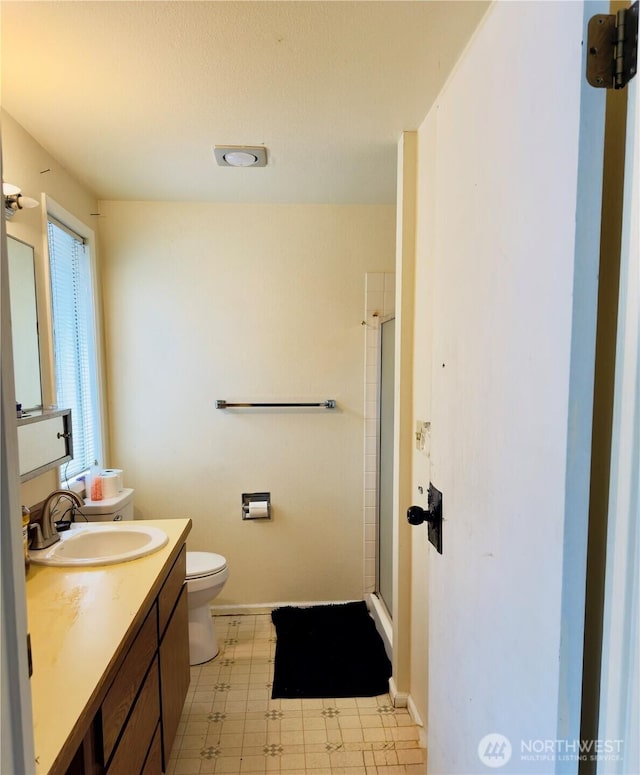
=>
[29,524,169,567]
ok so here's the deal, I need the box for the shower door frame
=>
[376,314,396,619]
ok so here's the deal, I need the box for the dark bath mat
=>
[271,600,391,699]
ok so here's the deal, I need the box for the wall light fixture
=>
[4,183,39,219]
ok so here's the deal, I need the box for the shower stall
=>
[363,271,396,656]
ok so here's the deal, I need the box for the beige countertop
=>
[25,518,192,775]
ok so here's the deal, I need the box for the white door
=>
[419,2,609,772]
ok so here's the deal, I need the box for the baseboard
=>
[407,694,427,748]
[388,677,408,708]
[366,593,392,661]
[211,600,361,616]
[390,682,427,748]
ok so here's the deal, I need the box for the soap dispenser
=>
[89,460,103,501]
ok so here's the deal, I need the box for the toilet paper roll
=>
[102,468,123,492]
[248,501,269,519]
[101,472,121,500]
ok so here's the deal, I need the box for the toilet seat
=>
[187,551,227,580]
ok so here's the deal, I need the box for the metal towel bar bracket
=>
[216,399,336,409]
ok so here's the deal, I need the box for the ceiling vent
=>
[214,146,268,168]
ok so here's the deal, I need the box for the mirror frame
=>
[7,235,43,412]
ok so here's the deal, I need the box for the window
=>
[47,215,102,480]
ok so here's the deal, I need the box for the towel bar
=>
[215,400,336,409]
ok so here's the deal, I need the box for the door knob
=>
[407,505,428,525]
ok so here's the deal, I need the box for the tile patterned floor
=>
[166,613,427,774]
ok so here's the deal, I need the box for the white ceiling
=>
[1,1,488,205]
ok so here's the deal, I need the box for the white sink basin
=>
[29,524,169,567]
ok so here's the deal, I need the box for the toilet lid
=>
[187,551,227,579]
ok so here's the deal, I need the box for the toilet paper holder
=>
[242,492,271,520]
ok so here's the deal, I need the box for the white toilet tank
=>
[82,488,135,521]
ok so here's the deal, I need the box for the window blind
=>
[47,219,98,480]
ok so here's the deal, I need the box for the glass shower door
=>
[377,317,395,618]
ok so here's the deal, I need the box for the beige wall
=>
[3,108,396,607]
[409,122,435,735]
[391,132,417,710]
[98,200,395,605]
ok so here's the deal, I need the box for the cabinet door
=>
[101,607,158,763]
[17,409,72,481]
[141,723,162,775]
[107,659,160,775]
[159,585,189,767]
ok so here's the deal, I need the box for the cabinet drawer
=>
[107,658,160,775]
[157,545,186,637]
[102,606,158,763]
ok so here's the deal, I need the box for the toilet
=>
[186,551,229,665]
[82,487,228,665]
[82,488,135,521]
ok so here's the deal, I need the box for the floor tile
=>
[167,612,427,774]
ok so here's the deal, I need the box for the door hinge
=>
[587,1,638,89]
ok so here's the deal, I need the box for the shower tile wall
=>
[363,272,396,594]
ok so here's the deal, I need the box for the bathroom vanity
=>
[25,518,192,775]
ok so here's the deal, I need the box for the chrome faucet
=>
[29,490,84,550]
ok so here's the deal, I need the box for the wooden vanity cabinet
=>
[64,544,189,775]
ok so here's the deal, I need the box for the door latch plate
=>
[427,483,443,554]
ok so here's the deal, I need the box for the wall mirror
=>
[7,235,42,411]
